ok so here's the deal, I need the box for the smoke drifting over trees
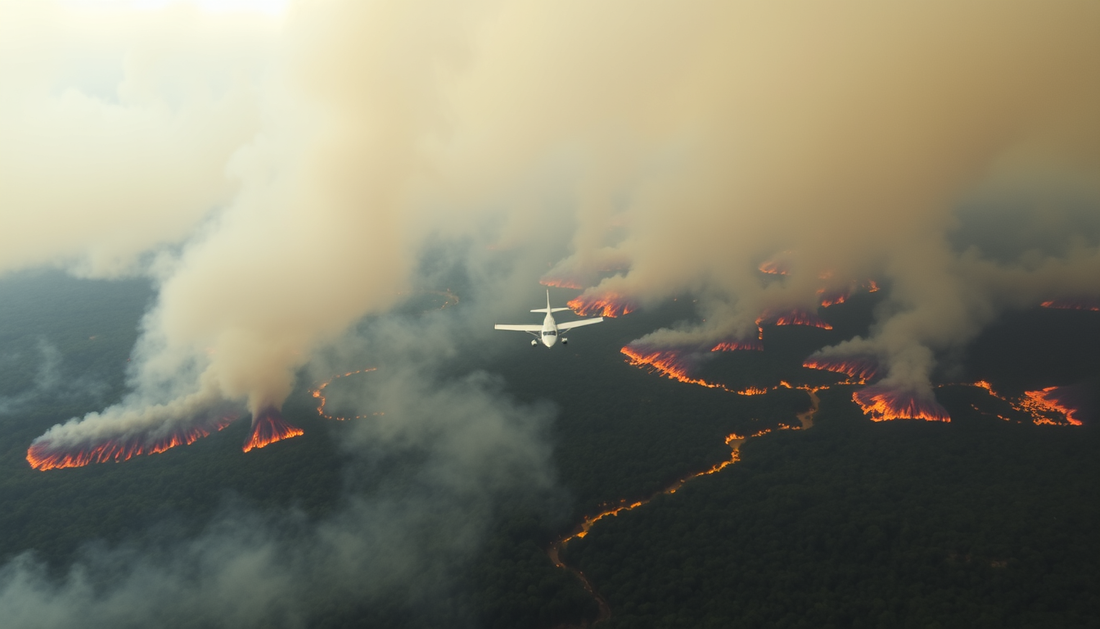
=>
[0,0,1098,623]
[5,0,1098,449]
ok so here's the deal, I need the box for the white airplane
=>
[495,290,604,348]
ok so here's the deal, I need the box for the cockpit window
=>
[542,330,557,336]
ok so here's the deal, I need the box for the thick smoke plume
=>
[5,2,1100,449]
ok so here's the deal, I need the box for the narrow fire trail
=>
[1041,299,1100,312]
[547,434,746,626]
[548,402,820,625]
[311,368,379,420]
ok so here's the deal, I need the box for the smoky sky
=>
[0,0,1098,623]
[4,0,1097,445]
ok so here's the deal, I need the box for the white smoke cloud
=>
[5,0,1099,507]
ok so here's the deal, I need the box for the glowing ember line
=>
[560,434,745,544]
[853,386,950,422]
[312,368,378,420]
[27,417,236,471]
[1041,299,1100,311]
[621,346,732,391]
[803,356,879,383]
[818,291,849,308]
[1021,387,1084,426]
[758,260,789,275]
[957,381,1084,427]
[540,277,585,290]
[711,339,764,352]
[243,408,303,452]
[757,309,833,330]
[569,293,635,318]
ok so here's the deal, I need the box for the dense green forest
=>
[0,272,1095,628]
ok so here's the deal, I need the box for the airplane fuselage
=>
[493,290,603,347]
[539,313,559,347]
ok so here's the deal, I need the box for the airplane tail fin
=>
[530,290,571,313]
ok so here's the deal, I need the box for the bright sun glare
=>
[63,0,289,16]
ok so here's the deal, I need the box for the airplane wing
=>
[556,317,604,330]
[494,324,543,332]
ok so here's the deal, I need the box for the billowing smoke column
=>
[4,0,1100,462]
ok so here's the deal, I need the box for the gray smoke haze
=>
[10,0,1096,446]
[1,331,556,628]
[1,0,1099,622]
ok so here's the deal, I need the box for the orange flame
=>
[757,309,833,330]
[803,356,880,383]
[736,386,769,396]
[853,386,950,422]
[758,260,790,276]
[312,368,378,420]
[818,290,849,308]
[1021,387,1084,426]
[243,408,303,452]
[864,279,880,293]
[962,380,1084,427]
[711,339,764,352]
[568,293,635,318]
[540,277,585,290]
[563,433,745,542]
[1040,298,1100,312]
[621,345,725,389]
[27,417,236,471]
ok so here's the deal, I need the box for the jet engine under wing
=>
[494,324,543,332]
[557,317,604,330]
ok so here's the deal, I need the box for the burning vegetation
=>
[621,345,725,389]
[1041,298,1100,312]
[312,368,378,420]
[27,416,236,471]
[243,407,304,452]
[711,339,764,352]
[757,256,791,276]
[803,356,880,383]
[568,292,636,318]
[853,386,951,422]
[539,276,585,290]
[757,309,833,330]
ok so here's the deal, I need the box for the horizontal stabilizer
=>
[531,307,572,313]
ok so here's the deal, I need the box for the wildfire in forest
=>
[735,386,769,396]
[563,433,745,542]
[757,309,833,330]
[817,279,880,307]
[711,339,764,352]
[1020,387,1084,426]
[1041,298,1100,312]
[27,416,236,471]
[818,290,850,308]
[539,277,585,290]
[621,345,725,389]
[243,407,304,452]
[853,386,951,422]
[312,368,378,420]
[803,356,880,383]
[568,293,635,318]
[959,380,1085,427]
[758,260,790,275]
